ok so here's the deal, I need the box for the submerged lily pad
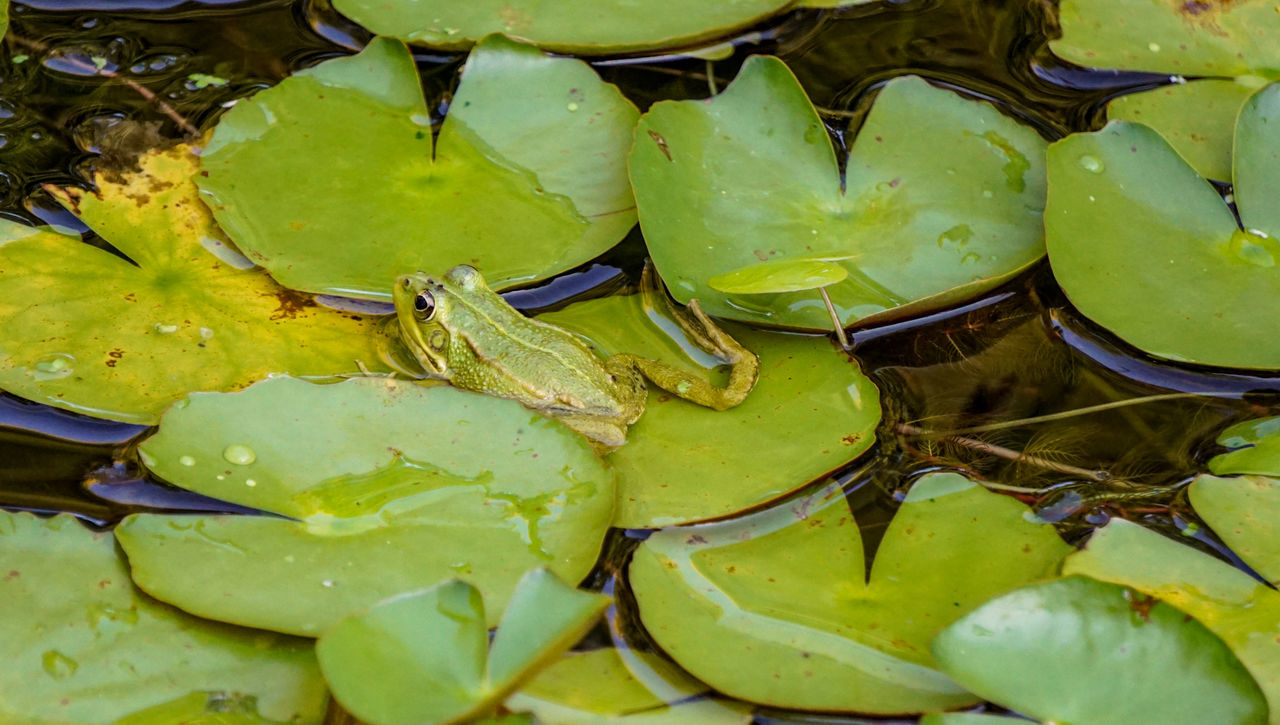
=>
[540,292,879,527]
[933,575,1266,725]
[0,146,387,423]
[1046,95,1280,368]
[1064,519,1280,722]
[116,377,615,636]
[628,473,1070,713]
[1189,474,1280,583]
[330,0,791,54]
[1052,0,1280,77]
[0,512,326,724]
[317,570,609,725]
[630,59,1047,330]
[505,648,752,724]
[1210,416,1280,476]
[199,36,637,301]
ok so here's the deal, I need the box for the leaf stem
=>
[818,286,850,350]
[908,392,1225,437]
[8,34,201,138]
[895,422,1111,482]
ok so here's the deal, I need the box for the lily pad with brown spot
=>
[0,145,389,424]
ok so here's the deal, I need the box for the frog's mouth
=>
[393,274,450,378]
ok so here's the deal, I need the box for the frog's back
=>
[448,290,628,415]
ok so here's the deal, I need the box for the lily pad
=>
[539,292,880,527]
[0,145,387,424]
[113,693,291,724]
[1052,0,1280,77]
[505,648,752,724]
[707,258,848,294]
[199,35,637,301]
[919,715,1028,725]
[1189,474,1280,583]
[1107,78,1259,181]
[1063,519,1280,723]
[1210,416,1280,476]
[1045,103,1280,368]
[317,569,609,725]
[116,376,615,636]
[0,511,326,724]
[330,0,792,55]
[630,59,1047,330]
[933,575,1266,725]
[628,473,1071,713]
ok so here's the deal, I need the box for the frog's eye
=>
[413,290,436,321]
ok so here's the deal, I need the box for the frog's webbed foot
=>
[625,262,760,411]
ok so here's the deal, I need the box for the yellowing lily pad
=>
[116,377,615,636]
[330,0,792,55]
[628,473,1071,713]
[0,511,326,724]
[1189,474,1280,584]
[630,59,1047,330]
[1045,98,1280,368]
[199,36,637,301]
[317,570,609,725]
[0,145,387,424]
[505,648,752,724]
[1052,0,1280,77]
[1064,519,1280,723]
[933,575,1267,725]
[539,292,880,527]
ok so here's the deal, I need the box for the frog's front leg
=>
[616,268,760,410]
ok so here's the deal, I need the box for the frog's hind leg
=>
[621,264,760,411]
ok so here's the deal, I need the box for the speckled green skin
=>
[393,265,758,447]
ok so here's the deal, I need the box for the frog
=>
[388,264,759,448]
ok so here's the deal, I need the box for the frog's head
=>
[393,265,486,378]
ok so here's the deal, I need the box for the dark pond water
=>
[1,0,1276,721]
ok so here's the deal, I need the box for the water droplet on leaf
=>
[30,354,74,381]
[222,444,256,465]
[1078,155,1104,173]
[179,455,195,467]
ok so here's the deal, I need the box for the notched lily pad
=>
[330,0,792,55]
[933,574,1267,725]
[317,569,609,725]
[199,35,638,301]
[628,473,1070,713]
[630,59,1047,330]
[0,512,326,724]
[1107,78,1261,181]
[0,145,387,423]
[1064,519,1280,722]
[1046,93,1280,369]
[539,292,880,527]
[116,377,615,636]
